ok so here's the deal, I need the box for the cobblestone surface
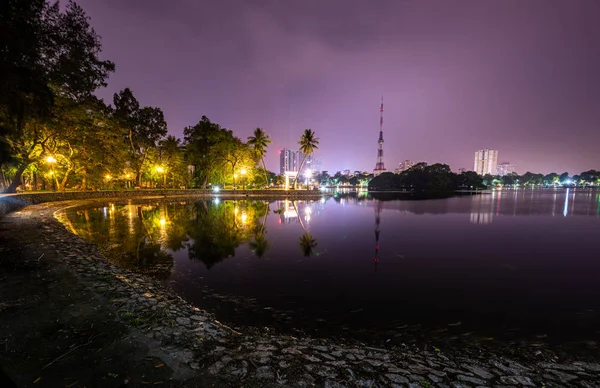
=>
[3,201,600,387]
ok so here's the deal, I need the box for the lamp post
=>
[46,156,57,191]
[105,175,112,190]
[240,169,247,190]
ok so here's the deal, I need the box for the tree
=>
[113,88,167,186]
[543,173,559,186]
[247,128,271,187]
[157,135,187,187]
[1,0,114,192]
[184,116,233,188]
[559,172,570,184]
[580,170,600,186]
[219,137,253,189]
[294,129,319,189]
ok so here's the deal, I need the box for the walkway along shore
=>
[1,195,600,387]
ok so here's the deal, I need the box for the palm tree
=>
[294,129,319,189]
[247,128,272,187]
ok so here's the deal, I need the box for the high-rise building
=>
[473,149,498,175]
[279,149,320,176]
[305,156,322,174]
[394,160,416,174]
[496,162,516,176]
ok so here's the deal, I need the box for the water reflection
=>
[60,190,600,344]
[62,199,275,273]
[470,194,494,225]
[374,200,382,268]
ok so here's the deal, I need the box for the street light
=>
[240,169,247,190]
[156,166,166,187]
[305,169,312,190]
[46,156,57,191]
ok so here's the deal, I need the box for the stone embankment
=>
[0,189,326,218]
[1,200,600,387]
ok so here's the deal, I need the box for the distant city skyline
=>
[76,0,600,174]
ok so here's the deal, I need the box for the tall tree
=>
[157,135,186,187]
[294,129,319,189]
[0,0,114,192]
[113,88,167,186]
[247,128,272,187]
[184,116,232,188]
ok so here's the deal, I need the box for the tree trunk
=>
[0,166,7,190]
[261,158,269,187]
[58,168,73,191]
[81,169,87,191]
[5,164,27,193]
[294,156,308,190]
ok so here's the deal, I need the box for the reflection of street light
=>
[46,156,57,191]
[241,169,247,190]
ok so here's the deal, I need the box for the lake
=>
[60,189,600,346]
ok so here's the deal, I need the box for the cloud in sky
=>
[80,0,600,174]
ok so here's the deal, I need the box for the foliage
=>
[368,163,485,192]
[247,128,272,187]
[294,129,319,189]
[0,0,115,192]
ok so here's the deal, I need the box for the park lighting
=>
[213,186,220,193]
[46,156,57,191]
[105,175,111,180]
[156,166,164,173]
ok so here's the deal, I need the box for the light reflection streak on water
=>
[563,188,570,217]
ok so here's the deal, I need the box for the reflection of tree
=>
[62,202,175,277]
[293,200,319,257]
[63,199,269,272]
[249,201,271,258]
[185,200,264,268]
[299,233,318,257]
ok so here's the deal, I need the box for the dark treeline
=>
[0,0,319,193]
[479,170,600,188]
[368,163,486,192]
[368,162,600,193]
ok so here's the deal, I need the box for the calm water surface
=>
[61,189,600,344]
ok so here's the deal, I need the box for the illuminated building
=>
[394,160,417,174]
[474,149,498,175]
[496,162,516,176]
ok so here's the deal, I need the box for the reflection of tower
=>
[373,96,387,176]
[374,200,383,268]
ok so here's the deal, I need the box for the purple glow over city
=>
[78,0,600,174]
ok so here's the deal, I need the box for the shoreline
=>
[1,200,600,387]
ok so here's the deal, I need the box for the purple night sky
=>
[76,0,600,174]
